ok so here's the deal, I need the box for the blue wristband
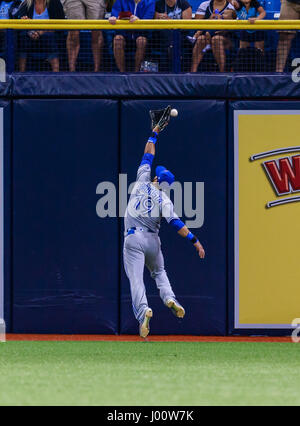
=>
[148,131,158,144]
[187,232,198,244]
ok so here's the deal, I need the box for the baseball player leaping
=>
[123,106,205,339]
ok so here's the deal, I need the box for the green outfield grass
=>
[0,341,299,405]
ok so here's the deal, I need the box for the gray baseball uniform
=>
[123,162,178,323]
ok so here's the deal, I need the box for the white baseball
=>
[171,109,178,117]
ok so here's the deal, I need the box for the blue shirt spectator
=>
[17,0,65,19]
[0,0,21,19]
[33,6,50,18]
[109,0,155,72]
[17,0,65,72]
[111,0,155,19]
[236,0,261,19]
[232,0,266,49]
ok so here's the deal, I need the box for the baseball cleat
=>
[166,299,185,318]
[139,308,153,338]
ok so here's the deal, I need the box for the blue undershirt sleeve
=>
[140,153,154,167]
[169,218,185,232]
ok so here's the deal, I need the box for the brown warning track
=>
[6,334,291,342]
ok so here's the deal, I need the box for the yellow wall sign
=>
[234,111,300,329]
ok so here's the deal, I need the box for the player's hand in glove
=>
[149,105,171,132]
[194,240,205,259]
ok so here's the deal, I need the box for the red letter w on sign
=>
[264,155,300,195]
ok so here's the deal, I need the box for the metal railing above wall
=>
[0,20,299,73]
[1,19,300,29]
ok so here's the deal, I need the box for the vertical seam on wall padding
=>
[9,100,13,332]
[117,100,122,335]
[225,99,229,337]
[226,99,235,336]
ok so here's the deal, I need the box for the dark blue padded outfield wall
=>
[1,101,11,333]
[2,73,298,335]
[12,99,119,334]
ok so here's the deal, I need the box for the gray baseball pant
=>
[123,231,176,323]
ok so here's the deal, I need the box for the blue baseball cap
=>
[156,165,175,186]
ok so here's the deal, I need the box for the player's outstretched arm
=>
[143,105,172,157]
[178,225,205,259]
[169,219,205,259]
[138,106,171,179]
[144,125,160,156]
[138,125,160,175]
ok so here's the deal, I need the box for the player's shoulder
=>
[138,163,151,173]
[137,163,151,179]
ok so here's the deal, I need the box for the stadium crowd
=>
[0,0,298,72]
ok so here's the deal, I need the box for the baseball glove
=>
[149,105,171,132]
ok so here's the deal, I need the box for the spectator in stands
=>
[0,0,21,19]
[191,0,236,72]
[0,0,21,55]
[65,0,106,72]
[109,0,155,72]
[276,0,300,72]
[155,0,192,69]
[17,0,65,72]
[232,0,266,51]
[155,0,192,19]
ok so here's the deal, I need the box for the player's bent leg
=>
[145,242,176,305]
[149,263,185,319]
[150,267,176,304]
[146,241,185,319]
[123,237,150,325]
